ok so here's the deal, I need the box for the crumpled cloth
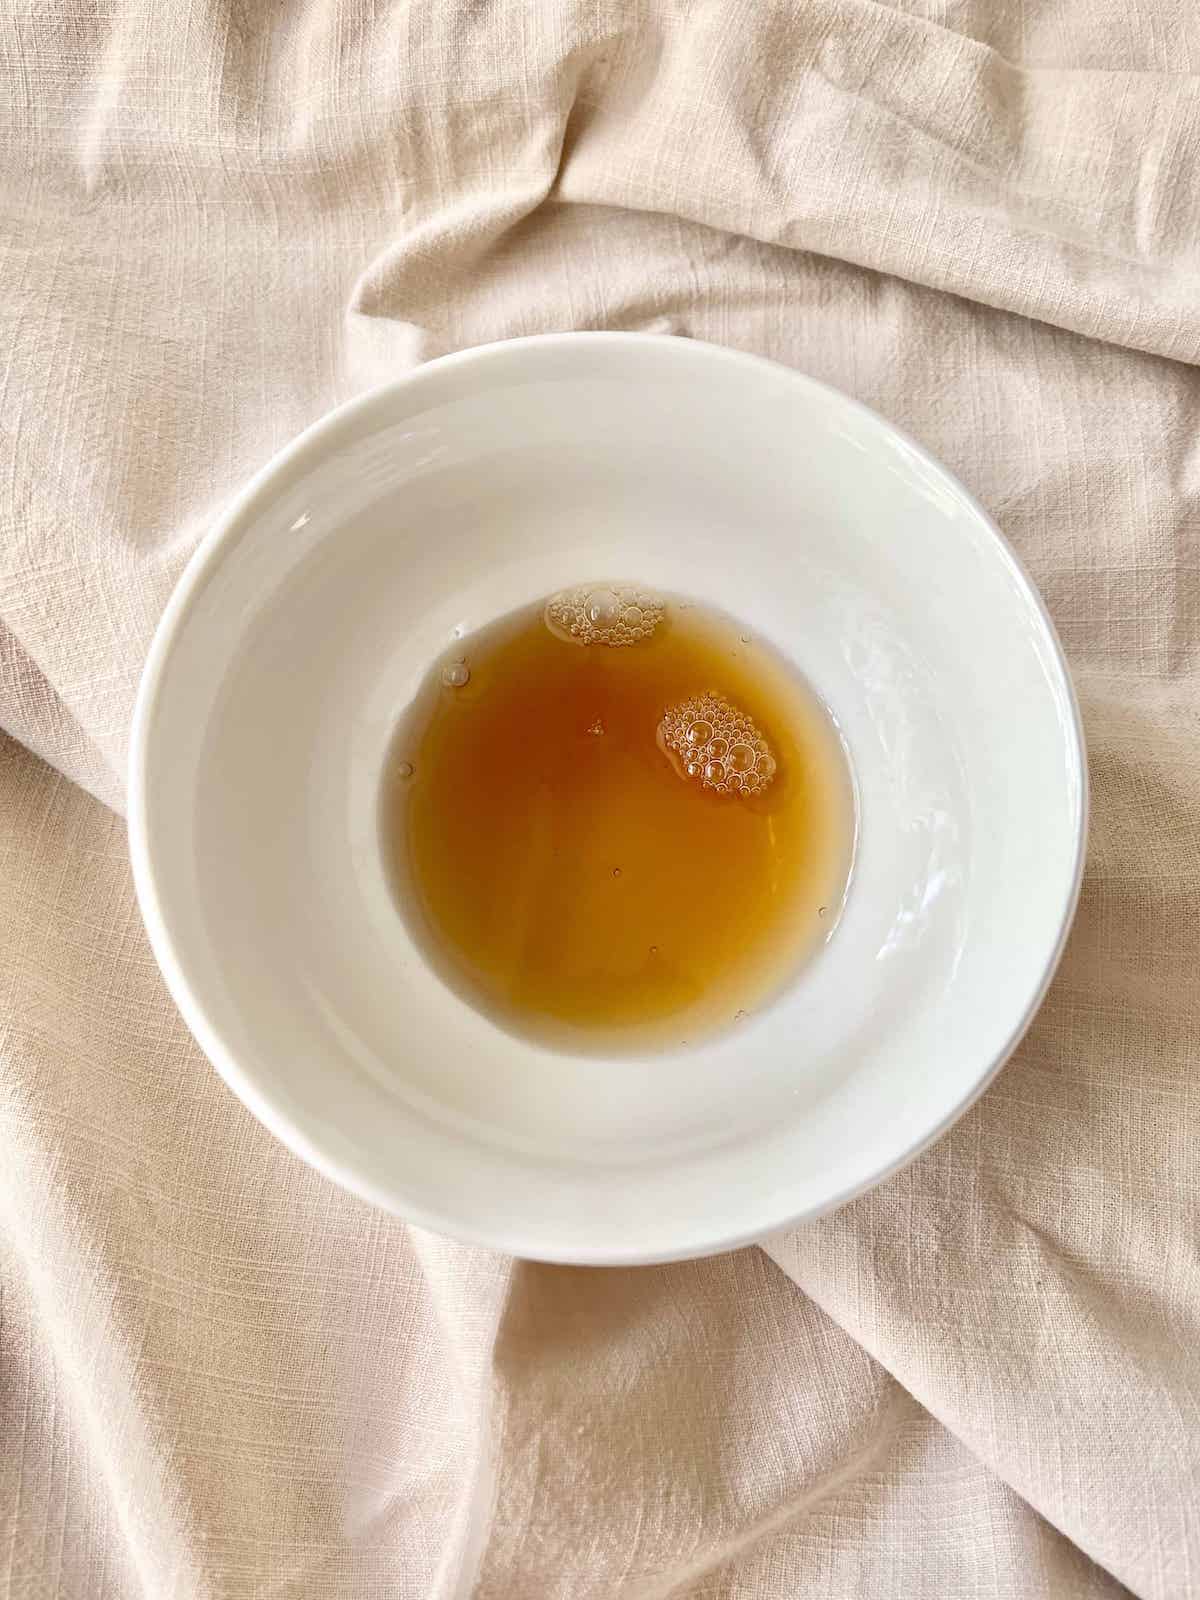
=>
[3,2,1199,1595]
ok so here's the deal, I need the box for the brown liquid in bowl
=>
[381,590,854,1052]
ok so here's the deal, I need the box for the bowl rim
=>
[128,331,1088,1264]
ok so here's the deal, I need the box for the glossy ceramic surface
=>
[129,334,1086,1263]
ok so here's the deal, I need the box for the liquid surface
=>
[381,592,854,1052]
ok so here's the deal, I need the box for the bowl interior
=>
[132,335,1084,1262]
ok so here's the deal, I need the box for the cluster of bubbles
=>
[544,584,664,647]
[658,692,777,798]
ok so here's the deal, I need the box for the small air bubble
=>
[734,1009,747,1022]
[612,867,622,878]
[394,760,414,780]
[586,588,622,627]
[740,633,752,645]
[587,717,605,736]
[649,945,658,955]
[818,906,827,918]
[441,661,470,688]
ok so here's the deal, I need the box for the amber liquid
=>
[381,595,853,1052]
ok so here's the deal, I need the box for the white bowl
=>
[129,334,1085,1264]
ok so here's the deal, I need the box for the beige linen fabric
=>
[3,1,1200,1594]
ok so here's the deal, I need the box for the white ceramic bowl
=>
[129,334,1085,1264]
